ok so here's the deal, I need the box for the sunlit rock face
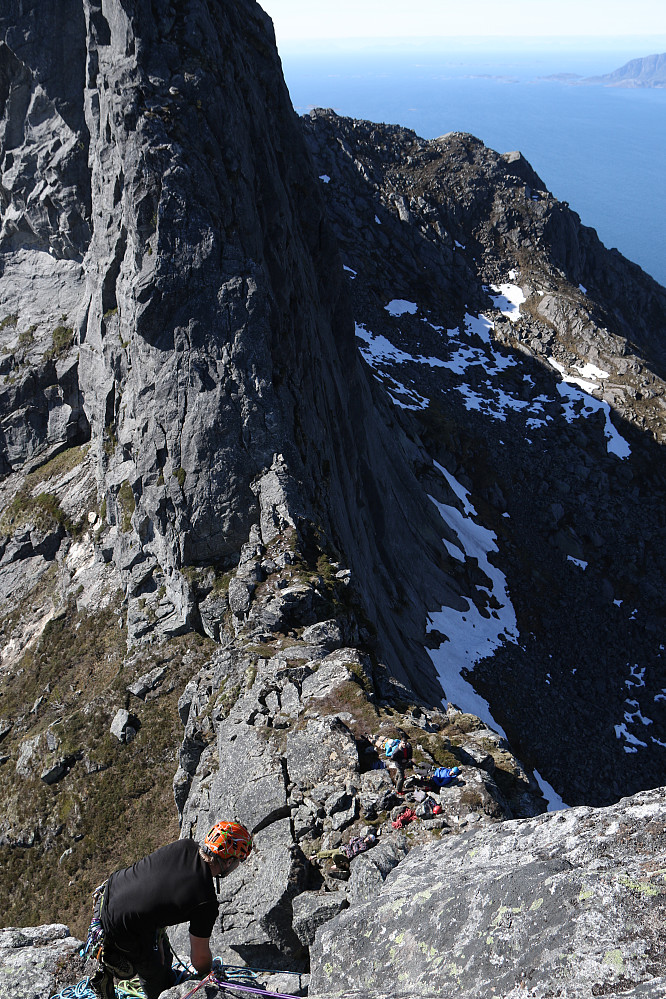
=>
[2,5,666,975]
[0,0,453,692]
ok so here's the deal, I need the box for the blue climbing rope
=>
[49,978,146,999]
[49,982,94,999]
[49,977,149,999]
[49,958,304,999]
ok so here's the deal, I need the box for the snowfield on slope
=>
[354,282,644,808]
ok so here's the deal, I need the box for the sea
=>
[277,38,666,287]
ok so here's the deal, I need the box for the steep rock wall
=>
[0,0,455,697]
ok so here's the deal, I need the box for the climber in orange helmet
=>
[87,821,253,999]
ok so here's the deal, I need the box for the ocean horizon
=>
[276,38,666,287]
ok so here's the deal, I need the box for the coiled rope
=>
[49,977,147,999]
[49,962,304,999]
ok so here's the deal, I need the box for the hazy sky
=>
[258,0,666,42]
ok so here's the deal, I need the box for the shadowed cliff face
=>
[303,111,666,808]
[0,0,454,697]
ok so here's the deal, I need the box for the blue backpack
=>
[430,766,460,787]
[384,739,402,758]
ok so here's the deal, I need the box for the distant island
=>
[583,52,666,88]
[541,53,666,88]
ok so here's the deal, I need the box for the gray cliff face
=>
[0,0,456,951]
[0,0,451,693]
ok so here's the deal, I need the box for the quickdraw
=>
[81,884,107,965]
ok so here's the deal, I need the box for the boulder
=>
[345,838,408,907]
[40,760,69,785]
[127,664,168,700]
[285,717,358,786]
[310,786,666,998]
[292,891,348,948]
[0,924,82,999]
[15,736,40,778]
[110,709,139,743]
[301,620,345,650]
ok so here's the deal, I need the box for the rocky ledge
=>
[310,785,666,998]
[0,925,82,999]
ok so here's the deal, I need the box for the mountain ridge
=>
[0,2,665,995]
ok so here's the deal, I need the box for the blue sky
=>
[258,0,666,43]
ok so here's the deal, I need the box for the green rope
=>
[117,979,145,998]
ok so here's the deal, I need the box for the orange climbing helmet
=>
[204,821,253,862]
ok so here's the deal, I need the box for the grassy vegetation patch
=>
[0,446,89,538]
[117,480,135,532]
[0,488,75,537]
[103,424,118,457]
[18,324,37,348]
[28,445,89,486]
[46,324,75,359]
[0,599,126,723]
[212,570,233,596]
[0,626,216,937]
[311,681,380,735]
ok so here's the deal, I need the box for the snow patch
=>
[385,299,418,317]
[614,722,647,752]
[426,465,567,808]
[533,770,568,812]
[577,362,609,381]
[488,282,526,321]
[425,460,519,724]
[614,663,663,753]
[548,361,631,459]
[567,556,588,569]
